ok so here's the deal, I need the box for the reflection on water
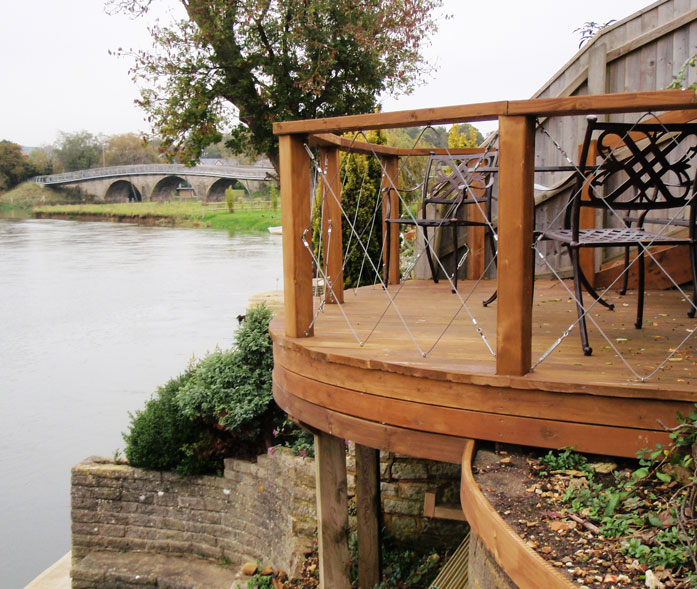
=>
[0,219,283,588]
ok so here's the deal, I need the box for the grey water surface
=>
[0,218,283,588]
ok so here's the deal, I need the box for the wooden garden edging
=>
[460,439,573,589]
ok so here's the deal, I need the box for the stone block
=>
[292,485,316,503]
[192,543,223,560]
[428,461,461,477]
[71,496,99,511]
[72,523,103,536]
[296,473,316,488]
[190,509,223,525]
[397,482,427,501]
[383,498,423,516]
[132,468,163,483]
[177,496,206,510]
[227,458,253,474]
[379,482,399,497]
[390,461,428,480]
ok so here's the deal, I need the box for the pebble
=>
[241,562,258,576]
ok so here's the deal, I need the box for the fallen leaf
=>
[590,462,617,474]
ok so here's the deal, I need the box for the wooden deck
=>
[272,279,697,460]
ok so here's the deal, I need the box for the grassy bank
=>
[31,201,282,233]
[0,182,82,207]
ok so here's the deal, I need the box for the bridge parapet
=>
[31,163,275,185]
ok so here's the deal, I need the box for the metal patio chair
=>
[539,115,697,356]
[383,152,498,293]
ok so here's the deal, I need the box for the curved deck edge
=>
[460,440,573,589]
[274,384,466,463]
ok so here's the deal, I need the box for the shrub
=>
[123,371,221,475]
[269,184,279,211]
[225,186,235,212]
[175,304,281,451]
[123,303,310,474]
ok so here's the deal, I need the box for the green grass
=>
[32,201,282,233]
[0,182,80,206]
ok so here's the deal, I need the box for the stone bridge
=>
[31,163,275,202]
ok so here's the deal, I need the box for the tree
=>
[104,133,162,166]
[0,141,37,191]
[109,0,444,172]
[27,147,54,176]
[448,123,483,148]
[53,131,103,172]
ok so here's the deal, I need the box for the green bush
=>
[123,371,221,475]
[225,186,235,213]
[175,304,280,447]
[123,303,311,474]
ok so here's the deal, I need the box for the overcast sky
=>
[1,0,657,148]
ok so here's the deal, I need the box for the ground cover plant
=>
[123,303,311,475]
[281,535,445,589]
[474,412,697,587]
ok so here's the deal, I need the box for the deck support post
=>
[355,444,381,588]
[381,156,401,285]
[279,134,314,338]
[314,431,351,589]
[320,147,344,303]
[496,115,535,376]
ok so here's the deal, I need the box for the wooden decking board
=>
[271,280,697,458]
[272,280,697,391]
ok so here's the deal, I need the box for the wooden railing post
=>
[279,134,314,338]
[381,156,400,285]
[466,151,487,280]
[319,147,344,303]
[496,116,535,376]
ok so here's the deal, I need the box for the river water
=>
[0,218,283,588]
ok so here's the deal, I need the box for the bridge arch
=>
[151,175,188,201]
[104,180,142,202]
[206,178,248,202]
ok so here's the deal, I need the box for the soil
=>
[285,553,319,588]
[472,442,694,588]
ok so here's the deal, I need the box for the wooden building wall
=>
[531,0,697,274]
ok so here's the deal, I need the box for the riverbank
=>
[30,202,282,233]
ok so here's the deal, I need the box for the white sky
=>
[1,0,657,147]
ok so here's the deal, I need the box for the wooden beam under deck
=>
[271,280,697,459]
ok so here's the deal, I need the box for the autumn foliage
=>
[109,0,445,171]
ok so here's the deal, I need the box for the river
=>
[0,218,283,588]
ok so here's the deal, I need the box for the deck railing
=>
[273,90,697,378]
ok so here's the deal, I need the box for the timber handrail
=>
[273,90,696,135]
[275,90,697,376]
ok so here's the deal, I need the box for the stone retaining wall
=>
[71,448,315,579]
[71,446,466,584]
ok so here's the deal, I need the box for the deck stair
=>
[428,532,470,589]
